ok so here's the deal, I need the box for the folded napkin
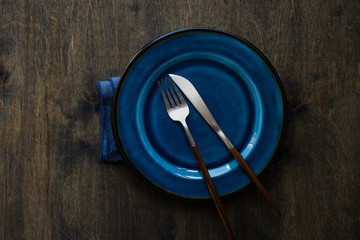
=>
[97,77,122,162]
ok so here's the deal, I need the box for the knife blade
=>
[169,73,282,216]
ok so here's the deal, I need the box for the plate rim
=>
[111,27,287,200]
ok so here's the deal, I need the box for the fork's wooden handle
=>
[192,145,236,240]
[229,147,282,216]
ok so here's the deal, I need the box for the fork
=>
[159,77,236,240]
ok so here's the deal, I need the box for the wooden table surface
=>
[1,1,359,239]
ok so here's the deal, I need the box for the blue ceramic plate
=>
[113,28,285,199]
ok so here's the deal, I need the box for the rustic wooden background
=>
[1,0,359,239]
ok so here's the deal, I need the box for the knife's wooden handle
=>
[229,147,282,216]
[192,145,236,240]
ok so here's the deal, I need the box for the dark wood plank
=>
[1,0,359,239]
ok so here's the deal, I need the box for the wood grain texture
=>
[1,0,359,239]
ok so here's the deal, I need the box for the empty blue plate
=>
[113,28,285,199]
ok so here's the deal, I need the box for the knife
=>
[169,74,282,216]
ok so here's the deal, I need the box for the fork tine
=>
[162,78,176,108]
[165,78,181,106]
[158,81,171,110]
[170,78,186,104]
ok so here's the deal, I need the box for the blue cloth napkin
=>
[97,77,122,162]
